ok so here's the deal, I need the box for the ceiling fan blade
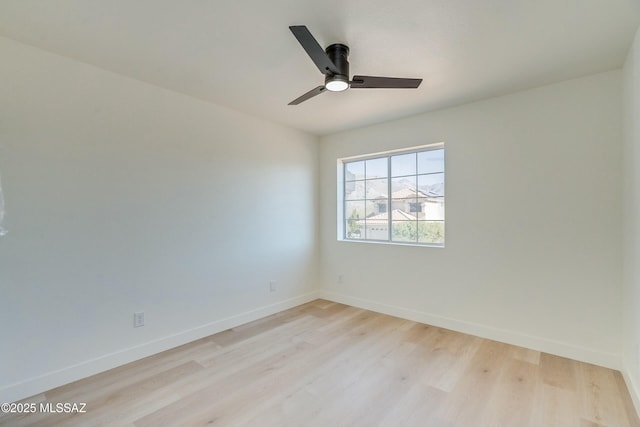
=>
[289,26,339,76]
[350,75,422,89]
[288,85,327,105]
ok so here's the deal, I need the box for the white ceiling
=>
[0,0,638,135]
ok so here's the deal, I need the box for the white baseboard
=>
[3,290,626,407]
[319,290,621,370]
[0,291,321,404]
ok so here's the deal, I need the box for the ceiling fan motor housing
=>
[324,43,349,87]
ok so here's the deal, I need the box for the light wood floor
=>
[2,300,638,427]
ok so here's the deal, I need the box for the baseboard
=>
[622,362,640,419]
[3,290,623,405]
[319,290,621,370]
[0,291,321,404]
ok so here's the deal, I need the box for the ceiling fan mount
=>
[288,25,422,105]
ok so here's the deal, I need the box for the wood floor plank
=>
[532,383,581,427]
[483,357,538,426]
[510,345,541,365]
[615,370,640,426]
[441,339,511,426]
[230,316,416,427]
[422,329,484,393]
[577,362,633,426]
[540,352,578,390]
[1,300,637,427]
[378,383,449,427]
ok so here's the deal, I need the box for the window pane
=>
[345,200,365,220]
[365,178,388,199]
[366,157,388,179]
[369,200,388,216]
[418,149,444,174]
[392,221,418,243]
[423,197,444,221]
[417,221,445,245]
[345,219,364,239]
[344,180,365,200]
[364,212,389,240]
[391,205,417,220]
[345,200,365,239]
[364,200,375,217]
[415,198,427,220]
[418,173,445,197]
[345,161,365,180]
[391,153,416,177]
[391,177,417,199]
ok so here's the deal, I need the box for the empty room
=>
[2,1,640,426]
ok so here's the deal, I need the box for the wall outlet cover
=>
[134,312,145,328]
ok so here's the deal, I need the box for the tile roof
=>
[364,209,417,224]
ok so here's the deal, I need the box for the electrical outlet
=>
[337,274,343,284]
[269,280,277,292]
[134,312,144,328]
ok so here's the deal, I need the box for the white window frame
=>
[337,143,445,247]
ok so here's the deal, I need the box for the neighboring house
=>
[387,187,444,221]
[361,209,416,240]
[345,183,444,239]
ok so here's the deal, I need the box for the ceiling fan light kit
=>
[288,25,422,105]
[325,75,349,92]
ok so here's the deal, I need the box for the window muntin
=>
[341,145,444,246]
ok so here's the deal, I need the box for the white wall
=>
[319,71,623,368]
[0,37,320,403]
[623,24,640,413]
[0,30,631,406]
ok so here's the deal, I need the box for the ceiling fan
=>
[288,25,422,105]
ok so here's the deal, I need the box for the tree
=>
[423,221,444,243]
[392,221,444,244]
[347,209,361,237]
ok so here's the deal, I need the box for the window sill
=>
[337,238,444,249]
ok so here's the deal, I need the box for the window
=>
[340,144,444,246]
